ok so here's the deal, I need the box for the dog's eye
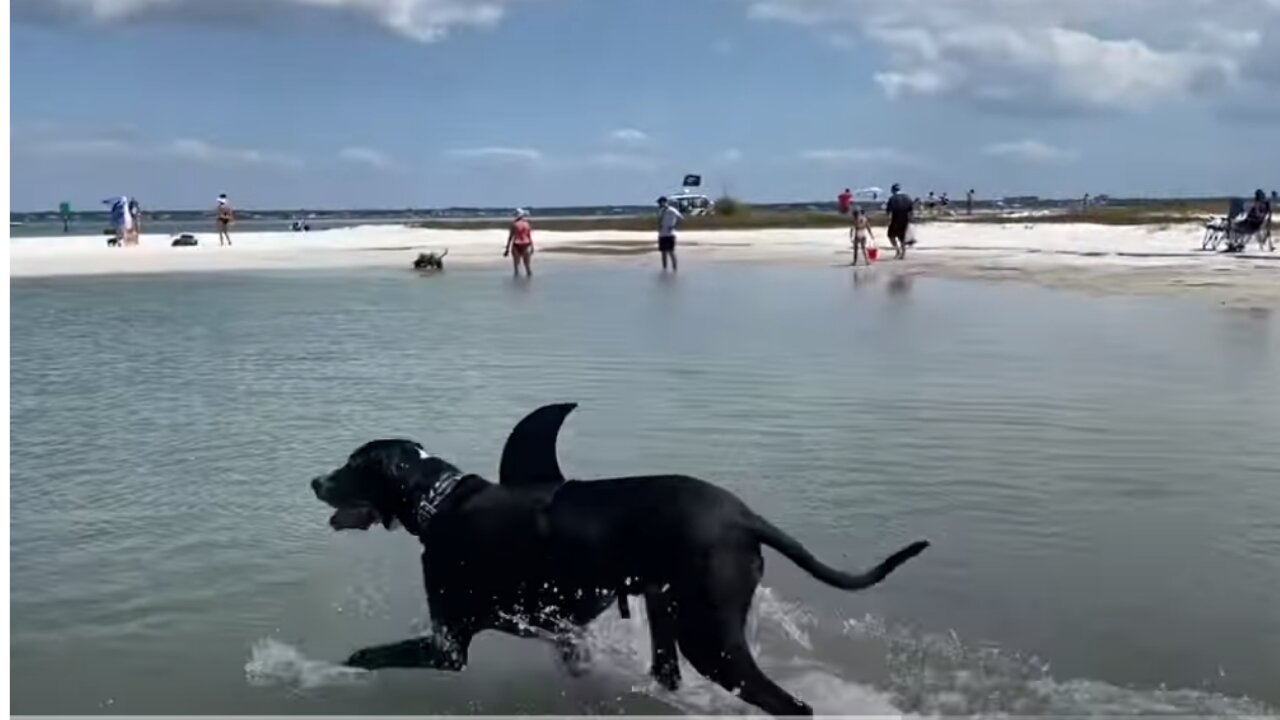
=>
[396,462,410,471]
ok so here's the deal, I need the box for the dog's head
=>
[311,439,461,532]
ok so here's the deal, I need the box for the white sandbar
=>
[10,222,1279,305]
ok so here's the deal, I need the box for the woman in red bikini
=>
[504,208,534,278]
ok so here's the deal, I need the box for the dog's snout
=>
[311,475,326,495]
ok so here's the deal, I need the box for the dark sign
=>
[682,174,702,188]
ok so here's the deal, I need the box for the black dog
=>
[412,249,448,271]
[311,403,928,717]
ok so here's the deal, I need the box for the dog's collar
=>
[413,470,466,530]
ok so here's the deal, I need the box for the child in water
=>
[849,208,874,265]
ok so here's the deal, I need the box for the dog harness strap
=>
[414,471,466,530]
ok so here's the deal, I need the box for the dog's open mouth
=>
[329,506,379,531]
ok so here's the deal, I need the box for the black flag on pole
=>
[682,174,703,188]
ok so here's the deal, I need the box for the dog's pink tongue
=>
[330,507,376,531]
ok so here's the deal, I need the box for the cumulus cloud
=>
[12,0,528,43]
[338,146,394,169]
[607,128,649,144]
[800,147,923,167]
[447,146,544,163]
[981,139,1077,164]
[742,0,1280,112]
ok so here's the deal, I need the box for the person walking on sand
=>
[838,188,854,215]
[849,208,875,266]
[885,182,914,260]
[216,194,235,246]
[104,195,133,248]
[503,208,535,278]
[657,196,683,272]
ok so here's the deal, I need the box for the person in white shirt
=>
[126,197,142,245]
[103,196,133,247]
[656,196,683,272]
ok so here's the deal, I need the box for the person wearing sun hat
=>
[504,207,535,278]
[215,194,235,247]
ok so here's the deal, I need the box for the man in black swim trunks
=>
[885,182,914,260]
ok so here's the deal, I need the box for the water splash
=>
[579,586,906,716]
[244,591,1275,717]
[244,638,369,690]
[844,615,1275,716]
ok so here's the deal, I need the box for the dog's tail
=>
[750,514,929,591]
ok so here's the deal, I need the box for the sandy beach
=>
[11,221,1279,306]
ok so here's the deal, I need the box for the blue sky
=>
[10,0,1280,210]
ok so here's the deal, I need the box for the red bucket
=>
[867,246,880,262]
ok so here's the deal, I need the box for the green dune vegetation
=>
[411,198,1228,233]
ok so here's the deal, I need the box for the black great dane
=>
[311,403,929,717]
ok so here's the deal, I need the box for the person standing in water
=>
[885,182,914,260]
[127,196,142,246]
[216,194,234,246]
[503,208,534,278]
[849,208,875,266]
[657,196,682,272]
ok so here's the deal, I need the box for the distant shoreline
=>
[409,205,1228,233]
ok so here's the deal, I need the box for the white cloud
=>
[715,148,744,164]
[338,146,394,169]
[163,138,301,168]
[13,0,527,43]
[981,139,1077,164]
[607,128,649,145]
[31,137,136,157]
[741,0,1280,112]
[448,146,544,163]
[977,139,1080,163]
[800,147,923,167]
[582,153,659,172]
[21,128,302,168]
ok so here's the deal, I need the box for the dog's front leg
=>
[345,630,470,672]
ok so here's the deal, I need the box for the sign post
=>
[59,202,72,233]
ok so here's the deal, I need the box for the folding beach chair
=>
[1222,197,1274,254]
[1201,198,1243,251]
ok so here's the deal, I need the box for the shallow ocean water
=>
[10,263,1280,714]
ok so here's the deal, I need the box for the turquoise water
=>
[10,264,1280,714]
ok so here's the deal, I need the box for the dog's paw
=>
[555,640,593,678]
[651,662,681,692]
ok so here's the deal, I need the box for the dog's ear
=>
[354,443,421,528]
